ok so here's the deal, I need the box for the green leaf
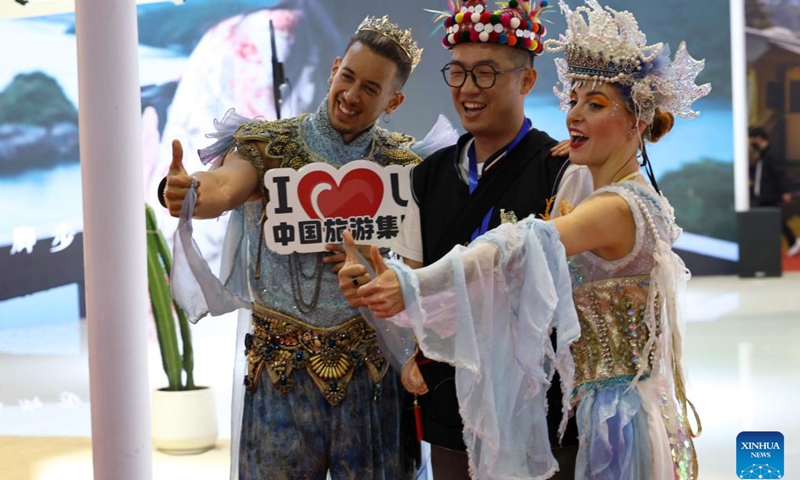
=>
[146,204,184,390]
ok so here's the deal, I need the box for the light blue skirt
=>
[575,379,695,480]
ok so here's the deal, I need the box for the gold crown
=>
[356,15,423,70]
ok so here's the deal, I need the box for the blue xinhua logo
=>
[736,431,784,479]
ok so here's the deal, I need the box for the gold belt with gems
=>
[244,304,389,406]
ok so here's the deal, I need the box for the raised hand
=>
[164,139,200,217]
[324,243,349,274]
[337,230,371,308]
[358,244,405,318]
[551,138,571,158]
[324,238,373,274]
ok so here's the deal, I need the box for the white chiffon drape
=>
[386,219,581,480]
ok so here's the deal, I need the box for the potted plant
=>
[146,204,217,455]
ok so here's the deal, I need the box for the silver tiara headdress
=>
[544,0,711,124]
[357,16,424,71]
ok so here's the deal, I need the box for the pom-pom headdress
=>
[428,0,551,55]
[356,15,424,71]
[544,0,711,124]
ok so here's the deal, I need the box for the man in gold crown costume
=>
[162,15,427,480]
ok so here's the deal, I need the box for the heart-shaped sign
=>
[263,160,411,253]
[297,168,384,219]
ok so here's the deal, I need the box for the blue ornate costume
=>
[233,100,420,479]
[174,100,422,479]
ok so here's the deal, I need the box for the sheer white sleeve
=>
[171,182,251,323]
[387,217,581,480]
[551,163,594,219]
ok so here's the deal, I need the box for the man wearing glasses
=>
[389,1,591,478]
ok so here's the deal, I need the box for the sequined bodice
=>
[567,181,678,390]
[571,276,661,388]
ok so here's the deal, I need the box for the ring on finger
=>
[352,276,359,287]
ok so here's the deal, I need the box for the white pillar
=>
[75,0,153,478]
[730,0,750,212]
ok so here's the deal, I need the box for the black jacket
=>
[411,128,579,450]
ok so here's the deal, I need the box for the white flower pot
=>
[151,386,218,455]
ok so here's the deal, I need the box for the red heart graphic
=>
[297,168,384,219]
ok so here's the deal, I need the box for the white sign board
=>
[263,160,412,254]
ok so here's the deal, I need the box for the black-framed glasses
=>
[440,63,528,89]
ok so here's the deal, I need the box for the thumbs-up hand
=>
[337,230,370,308]
[358,244,406,318]
[324,232,372,274]
[164,139,200,217]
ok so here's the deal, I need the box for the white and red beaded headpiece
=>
[428,0,551,55]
